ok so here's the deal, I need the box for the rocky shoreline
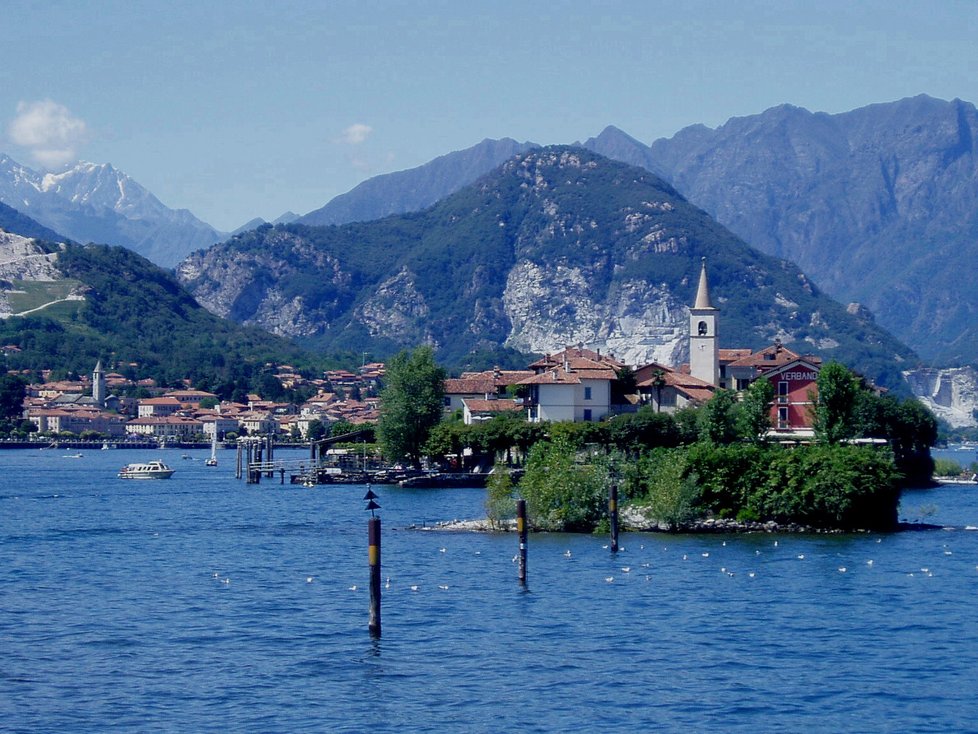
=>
[408,513,884,535]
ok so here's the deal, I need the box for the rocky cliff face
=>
[903,367,978,428]
[0,230,77,318]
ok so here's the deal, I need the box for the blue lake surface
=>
[2,446,978,732]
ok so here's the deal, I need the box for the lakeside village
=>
[6,263,821,450]
[1,262,942,531]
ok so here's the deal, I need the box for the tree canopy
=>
[377,345,446,468]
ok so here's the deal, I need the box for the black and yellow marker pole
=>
[609,483,619,553]
[516,499,527,587]
[366,487,382,637]
[368,515,381,637]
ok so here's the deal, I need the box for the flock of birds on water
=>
[208,528,977,593]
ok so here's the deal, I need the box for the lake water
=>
[2,446,977,732]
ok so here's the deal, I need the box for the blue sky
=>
[3,1,977,231]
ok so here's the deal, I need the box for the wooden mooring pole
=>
[368,516,382,637]
[609,483,619,553]
[517,499,527,587]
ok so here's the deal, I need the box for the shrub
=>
[518,437,609,531]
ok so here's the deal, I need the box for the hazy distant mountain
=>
[647,95,978,365]
[0,200,69,243]
[580,125,666,176]
[179,146,915,389]
[298,138,538,226]
[0,154,226,268]
[231,211,300,237]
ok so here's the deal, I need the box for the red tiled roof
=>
[462,398,523,413]
[445,376,495,394]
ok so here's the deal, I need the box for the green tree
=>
[329,419,357,438]
[518,436,609,531]
[306,419,327,441]
[485,466,517,530]
[738,377,774,443]
[0,374,27,421]
[377,345,446,469]
[699,389,739,445]
[812,362,861,444]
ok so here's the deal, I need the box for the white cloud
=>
[339,123,372,145]
[8,99,89,168]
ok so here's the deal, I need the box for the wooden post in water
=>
[244,442,253,484]
[517,499,527,587]
[368,516,381,637]
[236,442,242,480]
[265,434,274,478]
[609,483,619,553]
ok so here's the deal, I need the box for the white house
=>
[519,348,620,423]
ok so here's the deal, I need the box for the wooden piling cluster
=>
[236,435,276,483]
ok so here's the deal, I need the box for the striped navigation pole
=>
[516,499,528,587]
[365,487,382,637]
[609,483,620,553]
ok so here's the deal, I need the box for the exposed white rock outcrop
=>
[502,260,688,366]
[354,267,435,345]
[904,366,978,428]
[0,230,68,319]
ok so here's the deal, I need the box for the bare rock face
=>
[0,231,71,319]
[904,366,978,428]
[502,260,688,365]
[354,268,434,345]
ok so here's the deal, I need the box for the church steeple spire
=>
[694,257,715,310]
[689,258,719,387]
[92,360,106,408]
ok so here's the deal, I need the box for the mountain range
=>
[177,146,915,390]
[3,95,977,397]
[277,95,978,367]
[0,155,225,268]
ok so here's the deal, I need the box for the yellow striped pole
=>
[609,483,619,553]
[517,499,527,587]
[368,516,381,637]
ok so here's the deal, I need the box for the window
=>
[778,381,789,403]
[583,409,592,422]
[778,406,789,429]
[697,320,708,336]
[444,397,451,407]
[584,386,592,400]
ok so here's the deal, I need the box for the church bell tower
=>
[92,360,106,408]
[689,258,719,386]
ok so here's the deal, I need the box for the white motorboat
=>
[118,460,175,480]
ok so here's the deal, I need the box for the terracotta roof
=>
[462,398,523,414]
[528,347,624,370]
[726,343,821,370]
[445,376,495,394]
[719,349,753,362]
[139,397,182,405]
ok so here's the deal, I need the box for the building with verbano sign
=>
[758,358,821,435]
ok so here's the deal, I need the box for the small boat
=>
[118,460,175,480]
[205,432,218,467]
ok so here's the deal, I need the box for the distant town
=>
[14,359,386,443]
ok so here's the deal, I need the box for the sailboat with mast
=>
[205,431,218,467]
